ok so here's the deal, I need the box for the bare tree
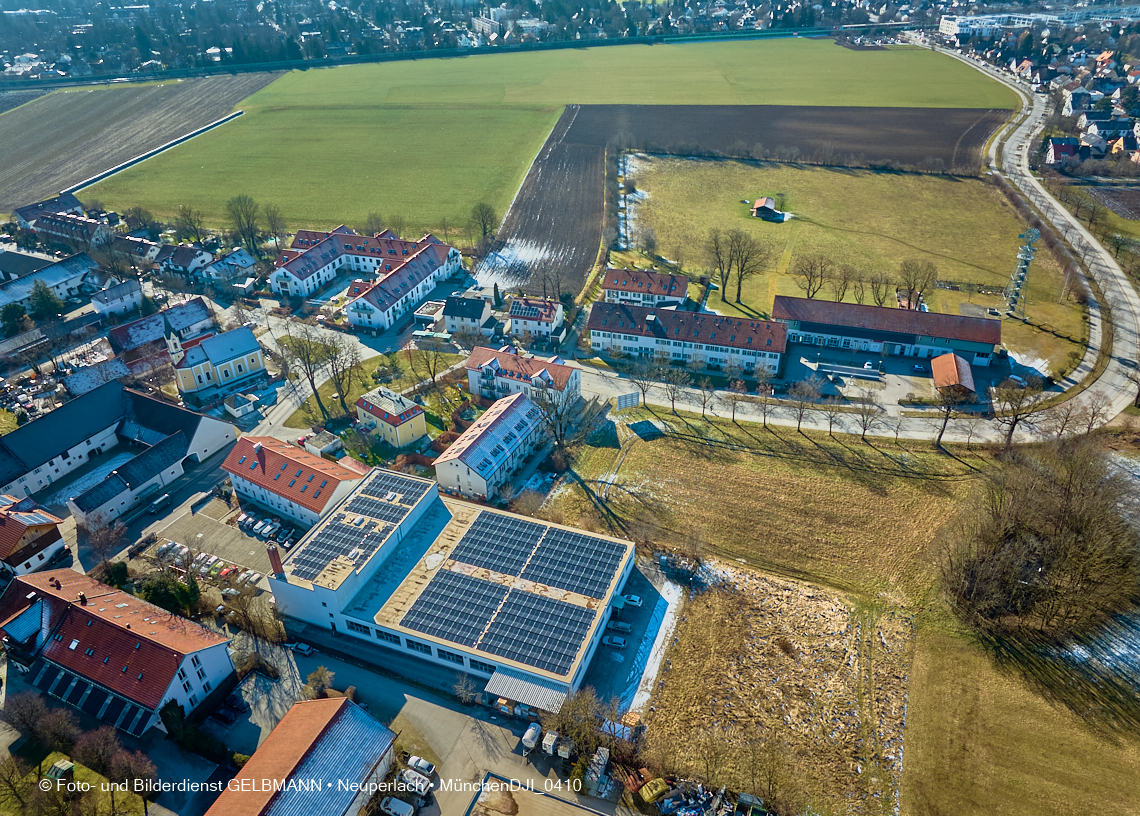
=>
[851,269,867,304]
[932,389,976,448]
[820,395,845,436]
[660,366,691,412]
[722,379,749,422]
[787,376,822,431]
[626,356,660,407]
[108,749,157,814]
[898,258,937,309]
[791,254,831,299]
[992,376,1050,449]
[705,228,733,303]
[869,271,892,307]
[470,202,498,248]
[226,194,262,256]
[852,388,883,441]
[829,264,856,302]
[1039,399,1086,440]
[1125,364,1140,408]
[729,230,772,303]
[404,336,451,395]
[695,376,717,418]
[531,386,588,451]
[0,756,30,810]
[325,334,363,416]
[87,520,127,573]
[280,324,334,420]
[174,204,206,244]
[438,216,451,244]
[1079,390,1114,435]
[263,203,287,252]
[74,726,122,775]
[756,395,781,428]
[452,673,479,705]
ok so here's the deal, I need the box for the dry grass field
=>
[630,158,1086,376]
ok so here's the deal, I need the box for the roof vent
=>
[253,442,263,453]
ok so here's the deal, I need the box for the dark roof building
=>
[0,249,53,282]
[601,268,688,305]
[771,296,1001,366]
[442,296,489,320]
[0,570,234,736]
[13,193,84,229]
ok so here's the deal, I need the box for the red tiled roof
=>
[601,268,688,297]
[221,437,364,514]
[508,297,560,323]
[771,296,1002,346]
[931,353,976,393]
[465,347,576,391]
[0,496,61,560]
[588,302,788,354]
[0,570,229,709]
[204,699,349,816]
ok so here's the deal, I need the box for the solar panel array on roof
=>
[358,470,432,506]
[479,590,594,675]
[521,528,626,599]
[400,571,507,646]
[345,495,410,524]
[448,513,545,575]
[512,303,541,318]
[290,519,388,581]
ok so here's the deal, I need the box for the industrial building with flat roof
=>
[269,469,635,714]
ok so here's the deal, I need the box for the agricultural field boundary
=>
[62,110,244,194]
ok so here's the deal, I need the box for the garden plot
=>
[644,560,913,814]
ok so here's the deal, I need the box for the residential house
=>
[588,303,786,374]
[221,437,367,527]
[1080,131,1107,156]
[202,699,395,816]
[91,279,142,316]
[751,197,786,221]
[434,392,545,500]
[1087,118,1135,138]
[0,570,235,736]
[171,327,266,407]
[771,296,1001,366]
[270,227,460,330]
[507,297,564,340]
[442,296,493,336]
[1077,109,1116,129]
[465,346,581,406]
[223,393,258,419]
[0,253,100,312]
[13,194,84,230]
[203,248,257,282]
[0,496,65,575]
[155,245,213,279]
[108,297,215,372]
[111,235,160,264]
[32,213,112,248]
[602,268,688,308]
[931,353,977,396]
[1046,136,1081,164]
[354,386,426,449]
[1111,134,1139,154]
[303,431,343,457]
[0,380,237,501]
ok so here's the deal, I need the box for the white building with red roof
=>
[269,227,461,333]
[354,386,427,449]
[465,346,581,405]
[601,268,688,308]
[0,495,65,575]
[222,437,368,527]
[507,297,564,339]
[203,698,396,816]
[435,392,545,500]
[0,570,234,736]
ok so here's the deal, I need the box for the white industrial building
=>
[270,469,636,715]
[434,392,545,500]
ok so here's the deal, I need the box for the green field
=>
[81,40,1015,233]
[632,158,1086,376]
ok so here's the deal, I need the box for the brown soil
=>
[1087,186,1140,220]
[0,73,281,213]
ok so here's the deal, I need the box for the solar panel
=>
[478,590,594,675]
[290,519,390,581]
[346,495,409,524]
[521,528,626,599]
[358,470,432,506]
[400,571,507,646]
[449,513,545,575]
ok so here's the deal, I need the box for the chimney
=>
[125,623,130,629]
[78,592,87,605]
[267,544,284,577]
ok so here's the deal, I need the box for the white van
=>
[379,797,414,816]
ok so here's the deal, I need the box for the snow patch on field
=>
[1008,351,1050,377]
[475,240,553,287]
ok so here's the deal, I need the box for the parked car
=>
[236,569,253,585]
[225,693,248,711]
[221,587,242,599]
[399,768,432,795]
[1007,374,1029,388]
[262,523,281,540]
[244,572,263,587]
[912,364,927,373]
[191,552,210,570]
[623,594,643,608]
[602,636,627,649]
[251,520,267,535]
[210,707,238,725]
[287,642,315,656]
[155,541,176,559]
[208,561,226,579]
[862,361,874,370]
[237,513,251,527]
[280,538,295,550]
[219,566,239,581]
[378,797,414,816]
[407,756,436,777]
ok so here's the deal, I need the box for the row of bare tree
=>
[791,255,939,308]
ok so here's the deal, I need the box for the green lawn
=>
[81,40,1014,233]
[634,158,1087,376]
[0,409,18,434]
[6,751,151,816]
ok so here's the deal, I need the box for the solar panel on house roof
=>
[477,590,594,675]
[290,519,389,581]
[400,571,507,646]
[345,495,410,524]
[358,470,432,505]
[521,528,626,599]
[512,303,541,318]
[448,513,545,575]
